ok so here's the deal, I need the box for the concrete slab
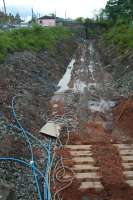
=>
[80,181,103,190]
[57,58,75,92]
[126,180,133,187]
[73,157,94,163]
[122,156,133,162]
[65,145,92,150]
[70,151,92,156]
[75,172,100,179]
[114,144,133,150]
[119,150,133,155]
[123,171,133,177]
[40,121,61,138]
[73,164,98,171]
[122,163,133,169]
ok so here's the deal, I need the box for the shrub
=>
[0,26,73,62]
[103,24,133,52]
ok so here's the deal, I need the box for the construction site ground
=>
[1,39,133,200]
[49,40,133,200]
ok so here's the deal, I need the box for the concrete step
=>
[79,181,103,190]
[114,144,133,150]
[126,180,133,187]
[122,156,133,162]
[65,145,92,150]
[122,163,133,169]
[119,150,133,155]
[123,171,133,178]
[75,172,100,179]
[73,156,94,163]
[70,151,92,157]
[73,164,98,171]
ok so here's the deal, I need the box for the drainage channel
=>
[39,40,119,199]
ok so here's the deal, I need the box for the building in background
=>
[56,17,65,26]
[37,15,56,27]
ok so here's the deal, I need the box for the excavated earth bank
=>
[0,38,77,200]
[0,36,133,200]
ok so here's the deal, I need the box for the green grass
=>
[103,24,133,53]
[0,25,73,62]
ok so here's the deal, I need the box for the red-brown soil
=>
[114,98,133,140]
[57,120,133,200]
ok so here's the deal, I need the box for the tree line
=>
[101,0,133,23]
[0,11,22,24]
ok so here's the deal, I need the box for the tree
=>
[105,0,119,21]
[104,0,133,23]
[98,9,108,22]
[122,0,133,21]
[15,13,21,24]
[8,13,15,24]
[75,17,84,23]
[0,11,5,23]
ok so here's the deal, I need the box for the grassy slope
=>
[103,24,133,53]
[0,25,73,62]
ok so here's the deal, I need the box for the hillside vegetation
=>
[96,0,133,95]
[98,0,133,53]
[103,23,133,53]
[0,25,73,62]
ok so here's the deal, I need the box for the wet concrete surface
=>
[50,40,117,131]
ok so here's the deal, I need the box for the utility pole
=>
[65,11,67,25]
[3,0,7,23]
[3,0,6,15]
[55,10,56,18]
[32,8,34,20]
[31,8,36,22]
[65,11,67,21]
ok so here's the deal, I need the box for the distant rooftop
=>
[38,16,74,22]
[38,15,55,20]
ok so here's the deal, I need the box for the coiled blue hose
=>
[12,96,44,200]
[12,96,34,161]
[0,96,54,200]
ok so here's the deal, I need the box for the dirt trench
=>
[0,38,133,200]
[49,40,133,200]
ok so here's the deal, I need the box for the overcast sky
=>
[0,0,107,19]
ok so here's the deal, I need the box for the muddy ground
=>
[97,39,133,96]
[0,38,133,200]
[0,39,77,133]
[50,40,133,200]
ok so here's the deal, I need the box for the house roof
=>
[38,16,66,22]
[38,15,55,20]
[56,17,65,22]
